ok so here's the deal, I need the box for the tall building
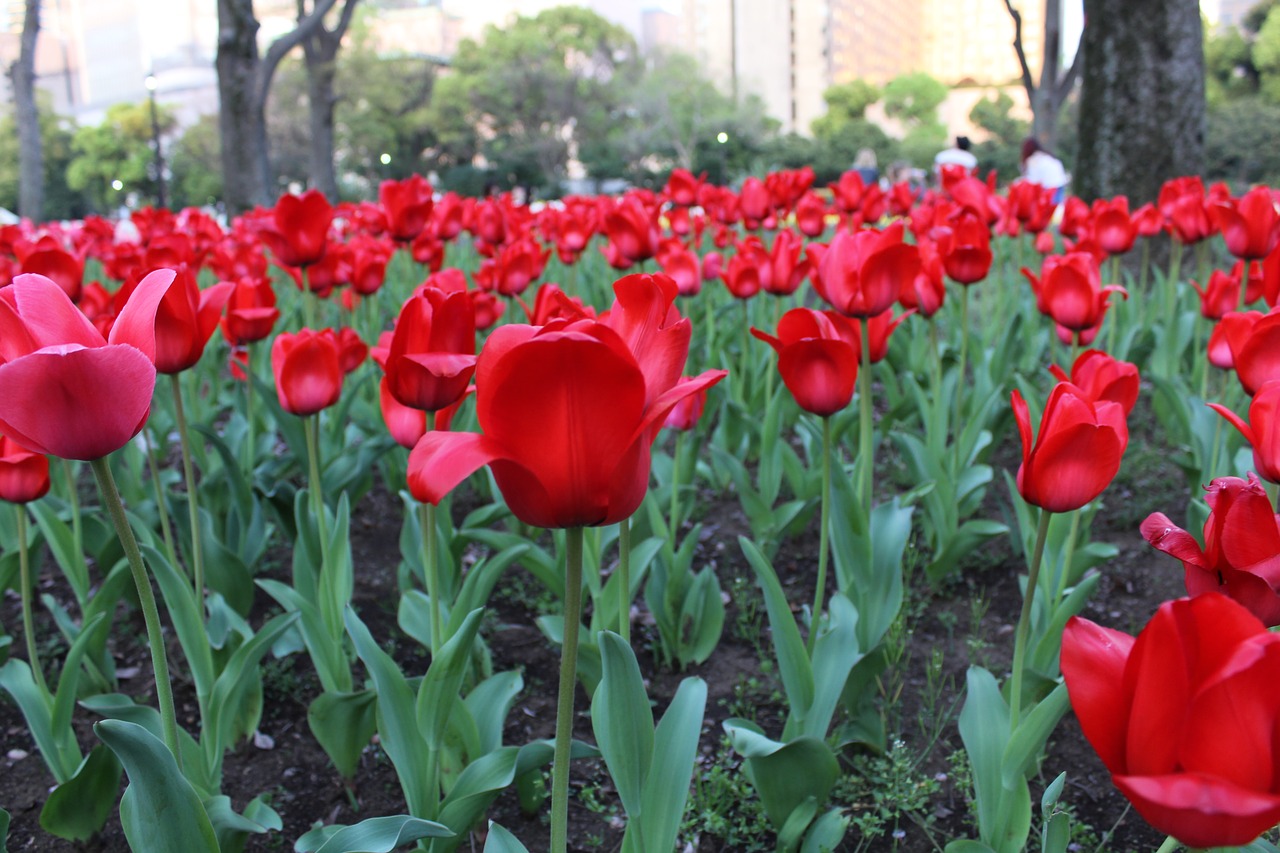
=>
[829,0,924,85]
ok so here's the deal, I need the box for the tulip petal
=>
[777,339,857,416]
[108,268,179,362]
[4,273,103,353]
[407,430,511,506]
[1114,772,1280,849]
[0,345,156,460]
[1061,615,1135,772]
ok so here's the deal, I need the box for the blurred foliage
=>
[67,101,176,213]
[968,91,1030,182]
[0,90,86,220]
[169,114,223,210]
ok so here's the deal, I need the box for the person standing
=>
[1020,137,1070,204]
[934,135,978,179]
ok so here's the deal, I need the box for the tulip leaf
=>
[38,744,121,841]
[94,720,220,853]
[416,608,485,751]
[294,815,453,853]
[464,671,523,757]
[944,841,999,853]
[723,719,839,831]
[738,536,814,720]
[204,794,281,853]
[632,675,707,853]
[797,592,862,740]
[307,689,378,780]
[801,808,850,853]
[482,822,531,853]
[28,500,90,607]
[1002,684,1070,788]
[256,578,348,694]
[206,611,298,755]
[592,631,654,821]
[0,659,72,783]
[143,544,216,704]
[0,806,9,852]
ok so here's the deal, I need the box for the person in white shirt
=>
[934,136,978,179]
[1020,137,1070,204]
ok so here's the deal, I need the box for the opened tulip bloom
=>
[1012,381,1129,513]
[259,189,333,268]
[383,287,477,413]
[408,274,725,528]
[1210,380,1280,484]
[751,308,859,417]
[1142,474,1280,626]
[1062,594,1280,848]
[810,222,921,318]
[0,270,172,460]
[1048,349,1140,416]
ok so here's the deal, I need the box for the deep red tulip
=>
[738,177,772,229]
[664,386,708,431]
[470,291,505,331]
[857,308,914,363]
[1144,474,1280,624]
[380,376,470,449]
[936,209,993,285]
[521,283,595,326]
[1011,381,1129,512]
[474,236,550,297]
[270,328,344,416]
[899,240,946,317]
[1210,381,1280,484]
[664,168,704,207]
[1194,268,1245,320]
[379,175,434,243]
[719,247,764,300]
[751,308,859,417]
[828,171,866,214]
[0,270,172,460]
[1062,594,1280,848]
[656,241,701,296]
[113,266,232,375]
[1159,176,1216,245]
[602,196,660,269]
[1048,349,1140,416]
[795,192,828,238]
[1024,253,1127,341]
[20,243,83,302]
[764,230,810,296]
[259,189,333,268]
[335,327,367,375]
[407,275,726,527]
[0,434,50,504]
[220,276,280,346]
[1092,196,1139,255]
[810,223,921,318]
[384,288,477,413]
[1221,309,1280,394]
[1212,186,1280,261]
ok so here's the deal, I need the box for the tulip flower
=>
[1011,382,1129,513]
[20,242,83,302]
[664,386,708,432]
[936,209,993,285]
[1091,196,1139,256]
[379,175,434,243]
[1023,252,1127,345]
[220,275,281,346]
[383,288,477,414]
[1142,474,1280,625]
[0,434,50,505]
[1209,380,1280,485]
[120,267,233,376]
[664,168,704,207]
[1159,176,1216,246]
[795,192,828,238]
[750,308,859,417]
[380,377,469,450]
[1220,309,1280,395]
[0,270,172,461]
[602,195,660,269]
[1212,185,1280,261]
[810,222,921,318]
[1193,268,1245,320]
[1047,349,1140,416]
[763,229,811,296]
[270,328,344,417]
[1062,594,1280,848]
[335,327,367,375]
[259,189,333,269]
[899,240,946,318]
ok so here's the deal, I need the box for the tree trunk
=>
[1004,0,1081,154]
[1076,0,1204,203]
[9,0,42,221]
[216,0,341,214]
[301,0,359,202]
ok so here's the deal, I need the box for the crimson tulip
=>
[856,308,914,364]
[0,270,172,460]
[764,230,811,296]
[220,275,280,346]
[936,209,993,285]
[1062,594,1280,848]
[270,328,344,416]
[795,192,828,238]
[407,274,725,528]
[664,386,708,431]
[379,175,434,243]
[602,196,660,269]
[335,327,367,375]
[259,189,333,268]
[382,288,477,413]
[1210,380,1280,484]
[1159,176,1216,245]
[751,308,859,417]
[1212,185,1280,261]
[1143,474,1280,625]
[380,376,469,450]
[1011,381,1129,512]
[20,242,83,302]
[1193,268,1245,320]
[1023,253,1127,343]
[656,241,701,296]
[663,168,704,207]
[1047,349,1140,416]
[810,222,921,318]
[1091,196,1139,255]
[719,247,764,300]
[899,240,946,318]
[1220,309,1280,394]
[0,434,50,504]
[115,266,233,375]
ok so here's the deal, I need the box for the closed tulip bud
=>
[270,328,344,416]
[0,435,50,504]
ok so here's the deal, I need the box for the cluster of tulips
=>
[3,158,1280,853]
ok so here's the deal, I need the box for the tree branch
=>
[256,0,340,104]
[1052,20,1086,102]
[1002,0,1037,102]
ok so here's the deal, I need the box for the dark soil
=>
[0,388,1192,852]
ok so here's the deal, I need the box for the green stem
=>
[1009,508,1052,731]
[1241,257,1252,311]
[1153,837,1181,853]
[806,416,833,656]
[89,457,182,767]
[422,411,443,652]
[858,316,874,518]
[59,459,89,611]
[1051,509,1082,612]
[669,431,686,542]
[302,267,317,330]
[703,287,716,373]
[305,415,330,568]
[17,507,46,694]
[170,374,204,600]
[739,299,751,405]
[550,527,585,853]
[1106,256,1120,353]
[617,516,632,643]
[955,285,970,450]
[143,426,180,573]
[244,342,257,474]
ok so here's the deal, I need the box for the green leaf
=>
[944,840,999,853]
[38,744,121,841]
[800,808,850,853]
[206,612,299,757]
[143,544,215,704]
[0,806,8,853]
[591,631,654,821]
[722,720,838,832]
[633,675,707,853]
[0,659,71,782]
[94,719,219,853]
[295,815,453,853]
[797,593,861,741]
[308,690,378,780]
[463,672,523,756]
[482,822,530,853]
[738,537,814,720]
[1002,684,1070,787]
[28,500,89,606]
[204,794,281,853]
[417,609,485,751]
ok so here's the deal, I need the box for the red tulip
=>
[1024,253,1127,341]
[1193,268,1245,320]
[827,171,866,214]
[664,168,704,207]
[656,241,701,296]
[115,266,232,375]
[664,386,708,431]
[380,376,470,449]
[899,239,946,317]
[810,223,921,318]
[1047,349,1140,416]
[259,189,333,268]
[719,246,764,300]
[407,275,726,527]
[335,327,367,375]
[220,276,280,346]
[521,283,594,326]
[384,288,477,413]
[857,308,914,364]
[270,328,344,416]
[1159,176,1216,245]
[1143,474,1280,624]
[474,236,550,297]
[20,243,83,302]
[602,196,660,269]
[1212,186,1280,261]
[0,270,172,460]
[1210,381,1280,484]
[795,192,828,238]
[738,177,772,228]
[0,434,50,504]
[1062,594,1280,848]
[751,308,859,416]
[1011,381,1129,512]
[1221,309,1280,394]
[764,230,810,296]
[1092,196,1139,255]
[379,175,434,243]
[936,209,993,285]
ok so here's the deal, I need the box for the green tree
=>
[1206,97,1280,187]
[811,79,881,134]
[968,91,1030,180]
[66,101,176,212]
[0,92,85,220]
[881,72,948,167]
[427,6,638,194]
[1206,24,1257,102]
[1254,6,1280,101]
[169,114,223,208]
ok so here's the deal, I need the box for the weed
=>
[681,736,773,852]
[836,737,943,850]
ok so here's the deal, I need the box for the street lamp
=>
[717,131,729,183]
[144,73,167,209]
